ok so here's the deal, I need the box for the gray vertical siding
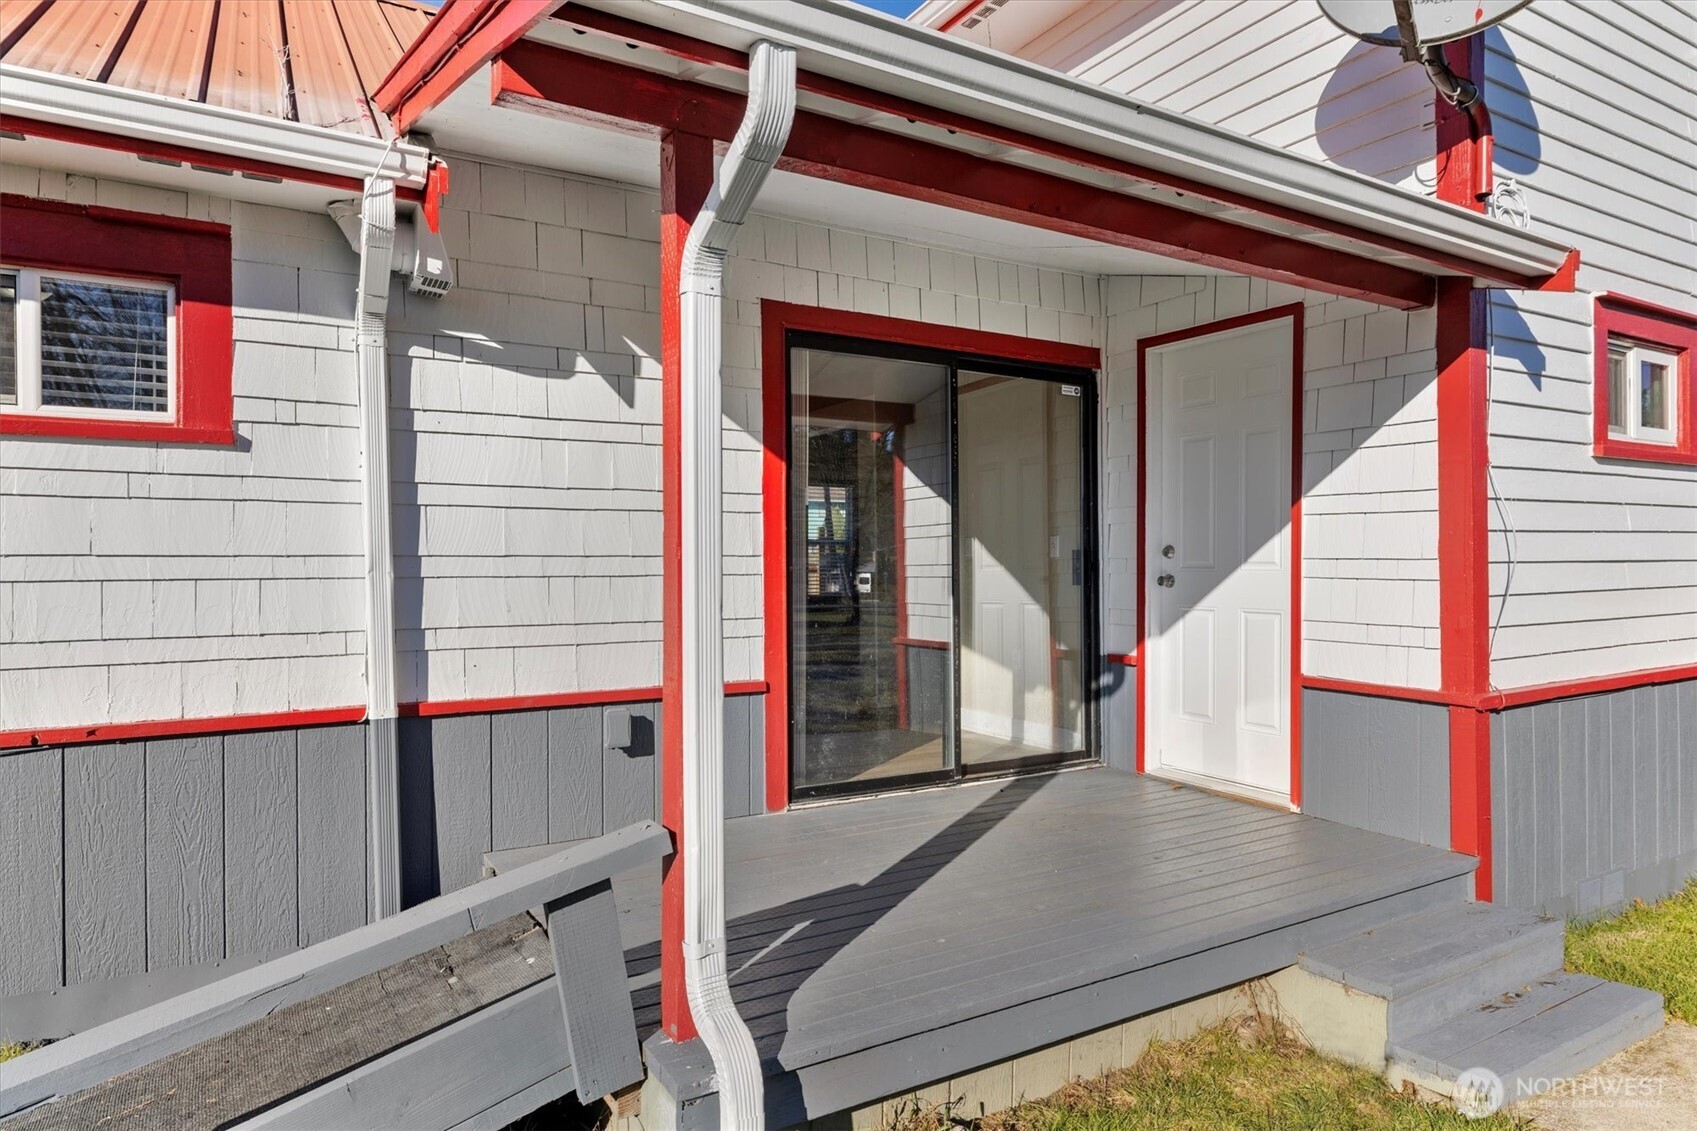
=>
[1493,678,1697,918]
[0,693,768,1026]
[1100,661,1136,773]
[1300,689,1450,848]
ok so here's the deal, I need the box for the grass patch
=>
[0,1042,34,1064]
[1566,877,1697,1023]
[889,1015,1529,1131]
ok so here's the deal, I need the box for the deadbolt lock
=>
[1161,544,1175,559]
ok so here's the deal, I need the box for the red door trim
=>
[760,300,1104,811]
[1134,304,1306,803]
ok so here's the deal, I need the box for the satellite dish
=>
[1318,0,1533,49]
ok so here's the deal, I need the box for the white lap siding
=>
[1483,2,1697,687]
[1101,275,1441,689]
[0,165,365,731]
[1004,0,1434,192]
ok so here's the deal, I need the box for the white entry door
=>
[1147,320,1294,803]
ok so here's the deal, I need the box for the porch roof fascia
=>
[621,1,1574,286]
[378,0,1577,291]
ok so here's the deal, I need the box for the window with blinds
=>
[0,266,174,419]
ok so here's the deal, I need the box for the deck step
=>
[1387,973,1664,1101]
[1299,903,1565,1041]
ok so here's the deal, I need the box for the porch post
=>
[660,129,714,1041]
[1434,34,1495,902]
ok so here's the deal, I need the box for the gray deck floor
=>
[591,765,1475,1076]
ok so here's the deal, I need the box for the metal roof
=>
[0,0,432,139]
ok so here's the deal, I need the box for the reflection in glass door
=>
[789,343,1093,799]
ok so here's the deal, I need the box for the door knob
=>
[1157,573,1175,588]
[1161,544,1175,559]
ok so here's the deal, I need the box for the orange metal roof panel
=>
[1,0,434,139]
[3,0,135,82]
[103,0,217,102]
[284,0,377,134]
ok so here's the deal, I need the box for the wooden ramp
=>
[0,823,671,1131]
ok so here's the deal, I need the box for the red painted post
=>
[1434,35,1496,902]
[660,129,714,1042]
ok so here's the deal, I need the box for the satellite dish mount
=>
[1318,0,1535,204]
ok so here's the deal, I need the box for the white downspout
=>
[352,176,402,918]
[679,40,796,1131]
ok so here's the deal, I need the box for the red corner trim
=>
[1449,705,1493,901]
[494,42,1434,309]
[0,115,425,202]
[0,193,235,446]
[1134,304,1305,804]
[1591,295,1697,466]
[375,0,561,134]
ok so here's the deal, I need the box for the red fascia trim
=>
[760,298,1105,808]
[399,681,767,718]
[376,0,561,135]
[493,44,1434,310]
[1301,676,1457,706]
[547,9,1569,292]
[0,706,367,751]
[1591,296,1697,466]
[0,193,235,446]
[1134,304,1305,803]
[935,1,980,33]
[0,115,426,203]
[660,129,715,1045]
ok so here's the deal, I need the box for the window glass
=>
[1640,356,1669,432]
[0,270,15,404]
[1606,345,1628,434]
[39,276,169,413]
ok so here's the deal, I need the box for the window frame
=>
[1593,294,1696,466]
[0,195,232,445]
[3,264,179,422]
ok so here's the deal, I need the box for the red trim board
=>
[658,130,715,1044]
[493,42,1432,310]
[549,6,1570,294]
[1591,295,1697,466]
[1133,304,1306,804]
[760,300,1104,809]
[373,0,562,134]
[0,683,770,751]
[1433,35,1494,902]
[0,116,426,203]
[0,193,234,445]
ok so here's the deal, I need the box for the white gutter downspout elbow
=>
[679,40,796,1131]
[351,176,402,919]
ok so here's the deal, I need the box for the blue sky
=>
[851,0,926,16]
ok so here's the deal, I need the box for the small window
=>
[1593,296,1695,465]
[1,193,232,445]
[3,266,176,421]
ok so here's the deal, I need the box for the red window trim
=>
[0,194,234,445]
[1592,293,1696,467]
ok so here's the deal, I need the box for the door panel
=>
[1148,321,1293,800]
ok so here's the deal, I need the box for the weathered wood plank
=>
[237,979,570,1131]
[0,747,64,996]
[297,724,368,945]
[547,879,643,1098]
[547,707,601,843]
[0,822,670,1117]
[145,736,224,971]
[224,730,299,956]
[64,743,146,986]
[431,714,493,895]
[492,710,548,851]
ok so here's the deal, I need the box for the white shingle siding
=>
[1483,2,1697,687]
[1016,0,1434,191]
[1101,275,1441,689]
[1,165,366,731]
